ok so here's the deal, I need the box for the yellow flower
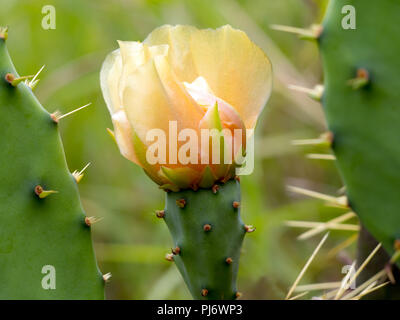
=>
[100,25,272,191]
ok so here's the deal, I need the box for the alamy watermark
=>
[342,5,356,30]
[41,265,56,290]
[42,5,56,30]
[144,121,254,175]
[342,263,356,289]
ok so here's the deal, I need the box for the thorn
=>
[103,272,112,282]
[351,281,391,300]
[0,26,8,40]
[293,211,356,241]
[327,234,358,259]
[176,198,186,208]
[339,268,386,300]
[285,219,359,233]
[165,253,174,262]
[172,246,181,255]
[25,65,45,89]
[5,73,34,87]
[85,216,103,227]
[385,263,396,284]
[347,68,370,90]
[53,103,92,122]
[155,210,165,218]
[334,261,357,300]
[26,79,40,90]
[34,185,58,199]
[288,84,324,101]
[291,131,334,147]
[201,289,209,297]
[270,24,323,40]
[72,162,91,183]
[286,233,329,300]
[234,175,240,182]
[211,184,219,194]
[225,257,233,265]
[289,291,310,300]
[287,185,348,208]
[106,128,116,141]
[306,154,336,161]
[235,292,242,299]
[335,243,382,300]
[233,201,240,209]
[203,224,212,232]
[245,225,256,233]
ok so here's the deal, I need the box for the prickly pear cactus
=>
[161,180,250,300]
[100,24,272,300]
[0,28,104,299]
[319,0,400,263]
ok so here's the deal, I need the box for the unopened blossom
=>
[101,25,272,191]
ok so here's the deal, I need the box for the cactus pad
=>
[0,31,104,299]
[320,0,400,260]
[162,180,245,299]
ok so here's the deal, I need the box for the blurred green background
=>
[0,0,359,299]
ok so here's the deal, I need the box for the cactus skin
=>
[0,33,104,299]
[319,0,400,264]
[163,180,245,299]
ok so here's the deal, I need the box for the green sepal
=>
[160,166,199,190]
[198,166,216,189]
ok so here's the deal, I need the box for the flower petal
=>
[144,24,272,129]
[120,49,204,156]
[188,78,247,173]
[112,111,166,186]
[100,49,123,115]
[198,103,230,180]
[185,77,246,141]
[111,110,137,164]
[144,25,199,83]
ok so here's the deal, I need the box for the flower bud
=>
[100,25,272,190]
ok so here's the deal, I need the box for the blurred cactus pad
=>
[320,0,400,264]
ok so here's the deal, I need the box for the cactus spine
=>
[0,28,104,299]
[161,180,247,299]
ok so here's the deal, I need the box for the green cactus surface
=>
[319,0,400,262]
[0,30,104,299]
[162,179,247,300]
